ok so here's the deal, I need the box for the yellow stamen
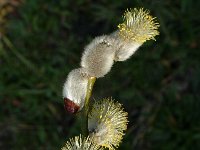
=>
[118,8,160,43]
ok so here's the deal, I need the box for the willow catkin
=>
[63,68,88,113]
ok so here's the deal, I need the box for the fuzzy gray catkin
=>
[63,68,88,113]
[81,35,116,78]
[80,32,141,77]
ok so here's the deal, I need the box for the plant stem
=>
[81,76,96,136]
[85,77,96,113]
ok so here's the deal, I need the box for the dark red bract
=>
[64,98,80,114]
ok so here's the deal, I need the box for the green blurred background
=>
[0,0,200,149]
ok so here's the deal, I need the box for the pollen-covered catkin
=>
[61,135,104,150]
[113,8,159,61]
[88,98,128,150]
[81,35,116,78]
[63,68,88,113]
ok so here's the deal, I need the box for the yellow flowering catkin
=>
[61,135,104,150]
[118,8,160,43]
[88,98,128,150]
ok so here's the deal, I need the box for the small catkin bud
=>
[61,135,104,150]
[63,68,88,114]
[88,98,128,150]
[81,35,116,78]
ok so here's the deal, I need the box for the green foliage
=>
[0,0,200,149]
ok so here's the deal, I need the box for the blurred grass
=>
[0,0,200,149]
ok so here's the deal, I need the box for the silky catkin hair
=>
[63,68,88,111]
[81,35,116,78]
[110,31,142,61]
